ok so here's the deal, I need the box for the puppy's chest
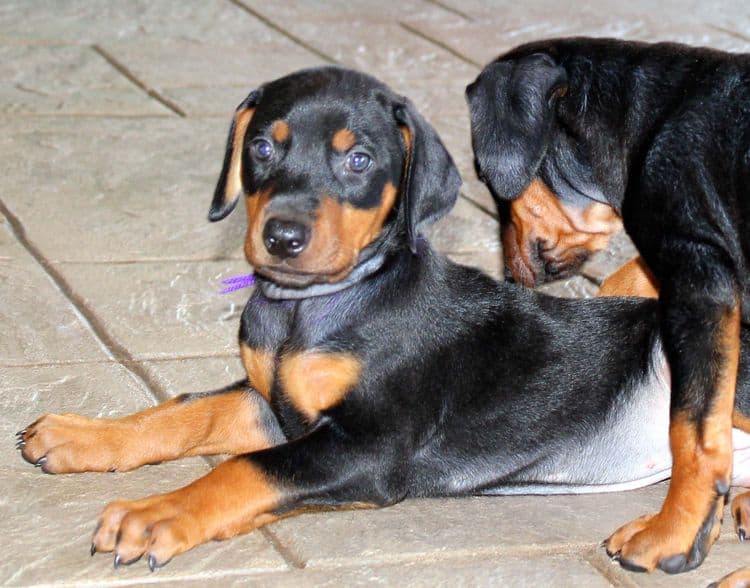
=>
[239,299,362,427]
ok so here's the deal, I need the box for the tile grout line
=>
[0,199,173,405]
[582,549,640,588]
[260,527,307,570]
[459,190,499,218]
[227,0,337,64]
[399,21,482,67]
[421,0,474,22]
[92,45,187,118]
[708,23,750,43]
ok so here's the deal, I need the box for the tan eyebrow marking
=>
[271,120,290,143]
[332,128,356,152]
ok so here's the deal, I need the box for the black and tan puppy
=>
[15,66,750,571]
[467,38,750,574]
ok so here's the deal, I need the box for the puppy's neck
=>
[255,252,388,301]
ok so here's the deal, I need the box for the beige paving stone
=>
[232,0,457,23]
[152,555,613,586]
[404,9,750,76]
[0,44,170,116]
[241,16,475,123]
[100,37,325,94]
[435,0,750,30]
[140,355,247,400]
[0,221,107,366]
[1,363,287,585]
[0,0,289,45]
[267,485,667,568]
[1,117,247,263]
[55,260,252,360]
[537,275,598,298]
[581,231,640,287]
[433,115,499,212]
[446,250,503,280]
[426,197,500,254]
[162,84,264,118]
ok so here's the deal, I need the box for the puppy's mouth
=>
[504,239,591,288]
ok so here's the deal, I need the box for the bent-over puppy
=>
[467,38,750,574]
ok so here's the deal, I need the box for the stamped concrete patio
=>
[2,1,749,586]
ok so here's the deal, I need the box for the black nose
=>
[263,218,309,259]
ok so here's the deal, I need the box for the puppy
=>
[467,37,750,574]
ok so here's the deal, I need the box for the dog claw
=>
[16,429,26,437]
[34,456,47,467]
[148,554,157,572]
[90,543,96,556]
[113,554,121,569]
[739,528,746,542]
[16,440,25,449]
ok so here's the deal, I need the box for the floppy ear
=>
[208,90,262,222]
[394,100,461,253]
[466,53,567,201]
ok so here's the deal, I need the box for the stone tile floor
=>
[1,1,749,585]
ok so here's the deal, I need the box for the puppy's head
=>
[210,67,460,288]
[466,54,620,286]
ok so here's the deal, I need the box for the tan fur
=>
[240,343,275,402]
[279,350,362,420]
[223,107,255,208]
[332,128,356,152]
[19,389,276,473]
[271,120,289,143]
[505,179,622,286]
[598,257,659,298]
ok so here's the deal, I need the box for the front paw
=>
[91,496,201,570]
[16,413,129,473]
[604,496,724,574]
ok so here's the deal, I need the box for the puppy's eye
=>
[346,151,371,173]
[251,139,273,161]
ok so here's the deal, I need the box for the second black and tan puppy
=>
[15,66,750,572]
[467,38,750,574]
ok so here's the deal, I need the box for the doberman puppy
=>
[466,38,750,574]
[15,66,750,572]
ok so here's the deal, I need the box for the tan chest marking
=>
[279,351,362,420]
[240,343,275,403]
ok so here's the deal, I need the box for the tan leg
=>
[17,383,281,473]
[598,256,659,298]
